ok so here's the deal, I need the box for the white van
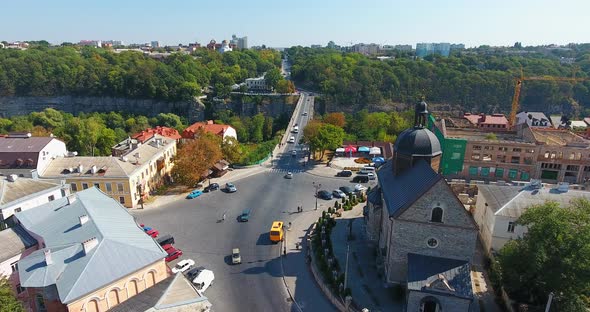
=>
[192,269,215,294]
[292,126,299,133]
[359,166,375,174]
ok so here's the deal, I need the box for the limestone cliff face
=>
[215,94,300,118]
[0,96,205,122]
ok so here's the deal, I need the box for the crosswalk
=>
[268,168,305,174]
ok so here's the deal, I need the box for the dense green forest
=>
[287,47,590,116]
[0,46,281,101]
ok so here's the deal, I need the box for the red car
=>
[146,229,159,238]
[165,248,183,262]
[161,244,175,252]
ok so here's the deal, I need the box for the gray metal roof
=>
[377,159,442,218]
[17,187,167,304]
[0,224,38,263]
[478,184,590,218]
[0,177,64,207]
[0,137,54,153]
[394,127,442,157]
[407,253,473,300]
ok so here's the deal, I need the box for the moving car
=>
[352,175,369,183]
[165,248,183,262]
[291,150,297,157]
[192,269,215,294]
[332,189,346,198]
[156,234,174,246]
[339,186,354,195]
[238,209,251,222]
[186,189,203,199]
[203,183,220,192]
[354,184,368,192]
[171,259,195,274]
[146,229,159,238]
[336,170,353,177]
[269,221,284,243]
[285,172,293,179]
[302,112,308,116]
[317,190,333,200]
[288,136,295,143]
[232,248,241,264]
[225,182,237,193]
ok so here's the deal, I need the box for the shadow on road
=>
[256,232,274,246]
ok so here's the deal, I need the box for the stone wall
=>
[216,94,299,118]
[407,290,472,312]
[0,96,205,122]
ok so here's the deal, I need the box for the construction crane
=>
[509,67,590,126]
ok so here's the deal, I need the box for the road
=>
[133,93,359,311]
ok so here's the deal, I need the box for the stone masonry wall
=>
[407,291,472,312]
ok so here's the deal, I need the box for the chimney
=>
[79,214,89,225]
[90,165,97,174]
[44,249,53,265]
[82,237,98,255]
[67,194,77,205]
[77,164,84,173]
[479,114,486,123]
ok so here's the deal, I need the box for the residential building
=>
[463,113,509,131]
[0,224,37,300]
[0,133,68,178]
[0,176,69,230]
[394,44,412,51]
[40,135,176,208]
[473,182,590,254]
[182,120,237,141]
[150,41,160,48]
[416,42,451,57]
[245,76,268,91]
[112,127,181,157]
[365,102,478,311]
[230,35,248,50]
[102,40,124,46]
[78,40,102,48]
[16,188,169,312]
[218,40,233,53]
[351,43,381,55]
[516,111,552,128]
[450,43,466,51]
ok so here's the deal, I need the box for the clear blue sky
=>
[2,0,588,47]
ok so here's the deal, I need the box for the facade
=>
[0,224,38,300]
[0,177,69,230]
[40,135,176,208]
[463,113,509,131]
[366,102,477,312]
[183,120,237,141]
[416,43,451,57]
[245,76,268,91]
[516,111,551,128]
[78,40,102,48]
[150,41,160,48]
[230,35,248,50]
[16,188,169,312]
[218,40,233,53]
[0,133,68,178]
[474,183,590,254]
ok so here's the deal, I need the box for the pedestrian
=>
[222,213,226,221]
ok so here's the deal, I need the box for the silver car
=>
[225,182,237,193]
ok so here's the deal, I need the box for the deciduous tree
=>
[0,276,24,312]
[172,131,222,186]
[323,112,346,128]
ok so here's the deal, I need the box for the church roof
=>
[377,159,442,218]
[394,127,442,157]
[407,253,473,300]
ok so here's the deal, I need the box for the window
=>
[119,196,125,204]
[105,183,112,192]
[550,152,556,159]
[82,183,89,190]
[508,169,518,179]
[527,149,535,153]
[469,166,478,176]
[35,294,46,312]
[484,146,494,151]
[510,156,520,164]
[497,155,506,163]
[94,183,100,190]
[481,167,490,177]
[513,148,522,152]
[70,183,78,192]
[521,172,530,180]
[16,284,24,294]
[471,154,481,160]
[482,154,492,161]
[431,207,443,223]
[507,222,516,233]
[567,165,580,171]
[495,168,504,178]
[117,183,124,192]
[473,145,482,151]
[10,261,18,272]
[569,152,575,160]
[427,238,439,248]
[576,153,582,160]
[498,147,508,152]
[47,195,55,202]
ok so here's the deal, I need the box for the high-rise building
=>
[416,42,451,57]
[450,43,465,51]
[151,41,160,48]
[230,35,248,50]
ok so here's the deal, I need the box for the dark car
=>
[238,209,251,222]
[186,266,206,280]
[317,190,333,200]
[352,175,369,183]
[336,170,353,177]
[339,186,354,195]
[156,234,175,246]
[203,183,220,193]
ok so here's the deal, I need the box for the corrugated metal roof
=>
[407,253,473,299]
[0,177,63,207]
[377,159,442,218]
[0,224,38,263]
[17,188,167,304]
[0,137,54,153]
[476,185,522,214]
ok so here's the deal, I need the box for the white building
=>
[516,111,552,128]
[474,182,590,254]
[219,40,233,53]
[0,133,68,178]
[245,76,268,91]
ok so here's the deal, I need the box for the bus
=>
[269,221,284,243]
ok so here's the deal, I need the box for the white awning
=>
[335,148,345,153]
[369,147,381,155]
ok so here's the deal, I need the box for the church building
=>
[365,102,478,312]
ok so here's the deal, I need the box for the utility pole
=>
[313,182,321,210]
[344,244,350,290]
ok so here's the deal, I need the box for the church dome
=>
[394,127,442,157]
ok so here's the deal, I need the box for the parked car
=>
[146,229,159,238]
[165,248,183,262]
[352,175,369,183]
[317,190,333,200]
[238,209,251,222]
[192,269,215,294]
[203,183,220,193]
[161,244,175,252]
[156,234,175,246]
[339,186,354,195]
[171,259,195,274]
[186,189,203,199]
[232,248,242,264]
[332,189,346,198]
[186,266,206,280]
[225,182,237,193]
[336,170,353,177]
[354,184,368,192]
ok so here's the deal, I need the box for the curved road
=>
[133,94,360,311]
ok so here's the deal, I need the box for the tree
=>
[323,112,346,128]
[497,199,590,310]
[264,68,282,91]
[221,137,242,164]
[172,131,222,186]
[0,276,24,312]
[303,121,344,160]
[249,113,265,143]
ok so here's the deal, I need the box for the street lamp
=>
[313,182,321,210]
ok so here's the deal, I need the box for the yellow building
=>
[40,135,176,208]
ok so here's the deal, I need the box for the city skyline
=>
[2,0,589,48]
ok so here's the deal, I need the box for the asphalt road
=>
[132,94,370,311]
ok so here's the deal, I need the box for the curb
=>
[280,239,304,312]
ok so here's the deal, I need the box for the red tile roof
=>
[182,120,231,139]
[132,126,181,143]
[464,113,508,126]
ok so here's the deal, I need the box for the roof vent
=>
[557,182,569,193]
[90,165,97,174]
[82,237,98,255]
[67,194,77,205]
[79,214,89,225]
[44,249,52,265]
[77,164,84,173]
[120,156,128,162]
[7,174,18,182]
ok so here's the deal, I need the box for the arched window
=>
[431,207,443,223]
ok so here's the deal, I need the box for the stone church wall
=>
[407,291,472,312]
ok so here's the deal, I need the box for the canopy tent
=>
[344,145,357,153]
[335,147,345,153]
[358,146,370,153]
[372,157,385,163]
[369,147,381,155]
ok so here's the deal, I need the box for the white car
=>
[193,269,215,294]
[171,259,195,274]
[332,189,346,198]
[354,184,367,192]
[288,136,295,143]
[291,150,297,156]
[285,172,293,179]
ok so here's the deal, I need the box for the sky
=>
[1,0,589,48]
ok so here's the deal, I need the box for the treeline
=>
[287,47,590,115]
[0,46,281,101]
